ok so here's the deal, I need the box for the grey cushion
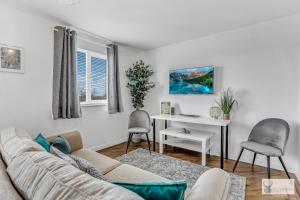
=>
[128,127,149,133]
[50,146,79,168]
[70,154,107,181]
[241,141,283,156]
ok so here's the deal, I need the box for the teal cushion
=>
[51,136,71,154]
[114,181,187,200]
[34,133,51,152]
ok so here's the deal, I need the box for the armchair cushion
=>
[128,127,150,133]
[241,141,282,156]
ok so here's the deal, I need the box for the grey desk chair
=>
[126,110,151,154]
[233,118,290,179]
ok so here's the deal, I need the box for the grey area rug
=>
[116,148,246,200]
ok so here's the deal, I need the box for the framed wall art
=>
[0,44,24,73]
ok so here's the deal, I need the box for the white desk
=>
[150,114,231,169]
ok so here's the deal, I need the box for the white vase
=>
[131,134,142,143]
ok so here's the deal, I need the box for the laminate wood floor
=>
[99,141,300,200]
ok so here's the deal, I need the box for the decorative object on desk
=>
[171,107,175,115]
[182,128,191,134]
[209,106,222,119]
[126,60,155,110]
[160,101,171,115]
[169,66,214,94]
[0,44,24,73]
[216,88,238,120]
[179,113,200,118]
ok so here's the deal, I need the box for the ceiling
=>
[2,0,300,50]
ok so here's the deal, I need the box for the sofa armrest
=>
[47,130,83,152]
[185,168,230,200]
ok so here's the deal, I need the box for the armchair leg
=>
[233,148,244,172]
[145,133,151,154]
[126,133,133,154]
[267,156,271,179]
[252,153,257,167]
[278,157,290,179]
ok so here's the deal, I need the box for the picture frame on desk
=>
[160,101,171,115]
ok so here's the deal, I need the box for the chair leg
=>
[125,133,133,153]
[145,133,151,154]
[233,148,244,172]
[278,157,290,179]
[252,153,257,167]
[267,156,271,179]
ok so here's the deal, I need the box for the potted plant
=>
[126,60,155,110]
[216,88,238,120]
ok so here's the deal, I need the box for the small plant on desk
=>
[216,88,238,120]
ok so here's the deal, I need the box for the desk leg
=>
[153,119,156,152]
[220,126,224,169]
[164,120,168,141]
[225,125,229,159]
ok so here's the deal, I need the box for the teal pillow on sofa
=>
[51,136,71,154]
[34,133,51,152]
[114,181,187,200]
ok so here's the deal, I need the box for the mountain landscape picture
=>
[169,66,214,94]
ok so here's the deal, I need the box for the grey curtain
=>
[107,44,123,114]
[52,26,81,119]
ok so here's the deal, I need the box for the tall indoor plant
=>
[216,88,238,120]
[126,60,155,110]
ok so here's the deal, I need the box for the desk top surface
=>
[150,114,230,126]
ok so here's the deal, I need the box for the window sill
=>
[80,102,107,107]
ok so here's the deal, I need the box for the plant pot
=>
[223,113,230,120]
[135,104,141,110]
[131,134,142,143]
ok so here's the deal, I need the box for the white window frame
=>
[77,48,108,106]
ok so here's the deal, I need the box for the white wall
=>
[1,2,300,175]
[0,5,143,150]
[145,14,300,173]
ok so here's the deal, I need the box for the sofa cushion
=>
[114,181,187,200]
[0,127,44,165]
[0,155,23,200]
[72,149,121,174]
[50,146,79,168]
[51,136,72,154]
[70,154,107,181]
[104,164,171,183]
[47,130,83,153]
[7,151,143,200]
[34,133,51,152]
[185,168,230,200]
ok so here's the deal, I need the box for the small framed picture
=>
[160,101,171,115]
[0,44,24,73]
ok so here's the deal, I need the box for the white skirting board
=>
[90,138,128,151]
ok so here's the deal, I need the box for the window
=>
[76,49,107,105]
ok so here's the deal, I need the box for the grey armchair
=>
[126,110,151,154]
[233,118,290,179]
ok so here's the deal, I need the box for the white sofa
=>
[0,127,230,200]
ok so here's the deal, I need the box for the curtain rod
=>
[78,36,112,49]
[53,25,113,45]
